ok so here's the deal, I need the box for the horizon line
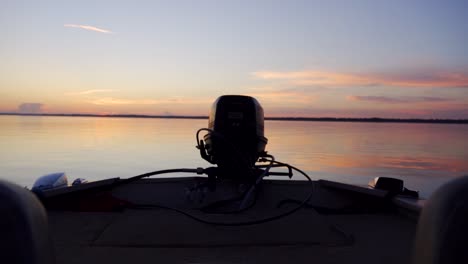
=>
[1,112,467,124]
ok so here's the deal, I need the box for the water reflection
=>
[0,116,467,198]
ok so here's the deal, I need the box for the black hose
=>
[130,161,315,226]
[115,168,203,187]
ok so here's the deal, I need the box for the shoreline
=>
[0,112,467,124]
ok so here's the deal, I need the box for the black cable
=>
[110,164,259,215]
[115,168,203,187]
[194,129,278,214]
[238,154,275,210]
[130,160,315,226]
[106,128,315,226]
[196,128,213,150]
[196,155,275,214]
[196,128,256,178]
[111,164,352,244]
[270,160,312,182]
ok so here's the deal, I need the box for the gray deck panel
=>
[94,209,345,247]
[47,178,418,264]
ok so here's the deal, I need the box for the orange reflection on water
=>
[288,154,468,174]
[266,121,468,178]
[1,116,467,196]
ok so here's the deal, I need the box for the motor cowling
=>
[201,95,268,179]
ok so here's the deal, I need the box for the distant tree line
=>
[0,113,467,124]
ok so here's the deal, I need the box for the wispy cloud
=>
[246,87,318,105]
[67,89,115,95]
[89,97,211,106]
[90,98,166,105]
[346,95,454,104]
[64,24,113,34]
[253,70,468,88]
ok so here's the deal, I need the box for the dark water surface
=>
[1,116,467,198]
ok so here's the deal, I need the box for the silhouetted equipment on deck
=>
[199,95,268,180]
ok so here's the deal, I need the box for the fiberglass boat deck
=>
[42,177,420,264]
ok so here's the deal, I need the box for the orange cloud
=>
[66,89,115,95]
[88,97,212,106]
[89,97,174,105]
[253,70,468,88]
[64,24,113,34]
[346,95,454,104]
[245,87,318,105]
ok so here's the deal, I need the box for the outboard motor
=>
[199,95,268,180]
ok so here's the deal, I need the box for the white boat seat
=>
[413,175,468,264]
[0,180,54,264]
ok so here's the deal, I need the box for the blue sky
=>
[1,0,467,118]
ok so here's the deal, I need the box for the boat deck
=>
[46,177,419,264]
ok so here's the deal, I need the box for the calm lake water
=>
[1,115,467,198]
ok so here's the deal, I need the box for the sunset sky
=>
[1,0,467,118]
